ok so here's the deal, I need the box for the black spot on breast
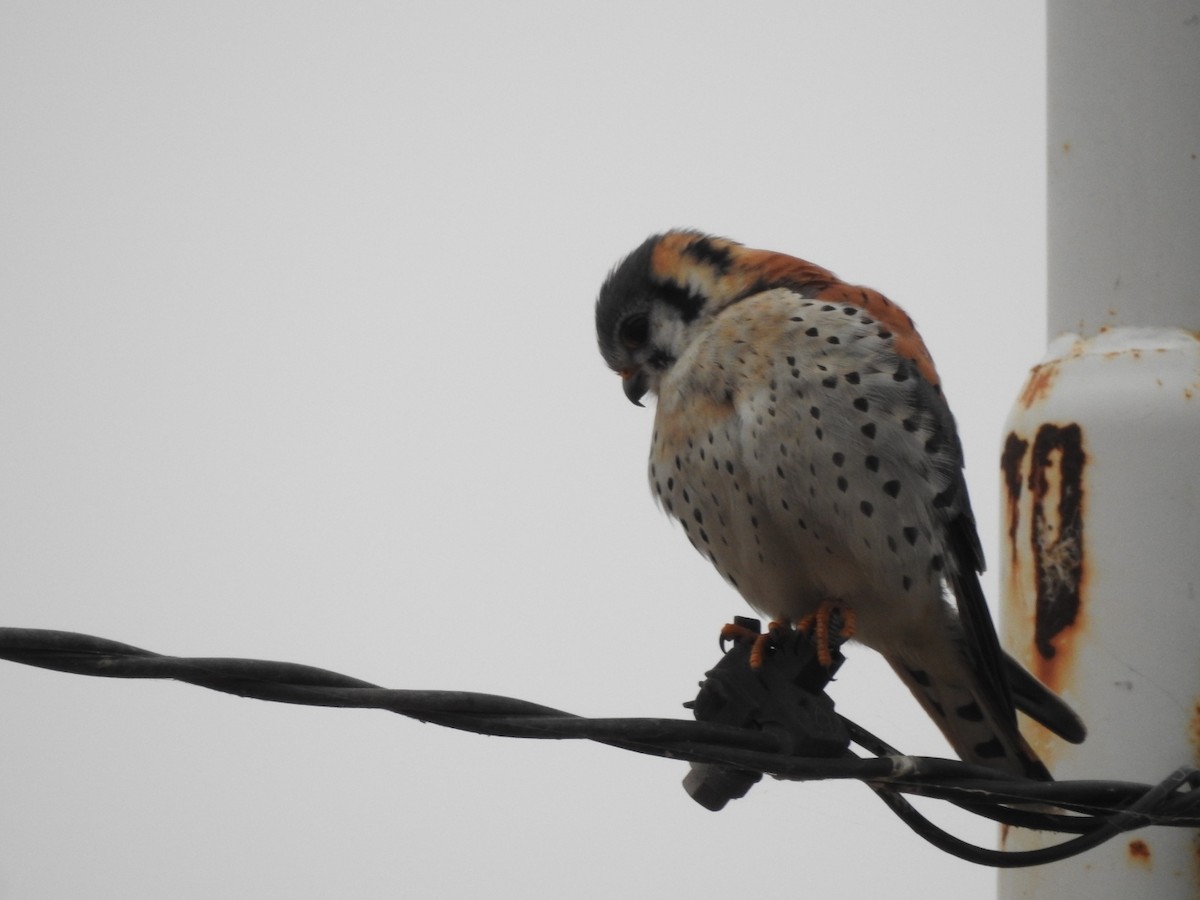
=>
[822,375,838,388]
[725,461,734,474]
[844,372,861,384]
[853,397,869,412]
[805,327,820,338]
[902,417,919,433]
[887,535,897,552]
[861,423,877,439]
[865,455,880,472]
[821,304,836,312]
[786,355,796,365]
[776,465,786,479]
[810,406,821,419]
[931,554,944,571]
[826,335,840,345]
[860,500,874,517]
[682,489,690,504]
[883,480,901,497]
[902,575,912,590]
[837,476,848,492]
[832,452,845,466]
[903,526,919,545]
[932,484,956,508]
[693,509,703,524]
[814,427,824,440]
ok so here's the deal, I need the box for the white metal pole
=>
[998,1,1200,897]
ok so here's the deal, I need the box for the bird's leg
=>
[719,619,789,669]
[795,601,857,668]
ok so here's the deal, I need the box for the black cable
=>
[2,626,1196,867]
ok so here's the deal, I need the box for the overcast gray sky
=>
[1,4,1047,897]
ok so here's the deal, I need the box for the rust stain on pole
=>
[1018,360,1061,410]
[1193,833,1200,891]
[1127,838,1152,869]
[1001,433,1029,569]
[1028,423,1087,692]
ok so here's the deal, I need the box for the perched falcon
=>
[595,230,1084,779]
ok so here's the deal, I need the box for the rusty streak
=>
[1001,432,1028,566]
[1029,423,1086,662]
[1018,360,1060,410]
[1127,838,1151,868]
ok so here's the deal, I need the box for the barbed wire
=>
[1,624,1196,868]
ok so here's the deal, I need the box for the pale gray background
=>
[1,3,1046,897]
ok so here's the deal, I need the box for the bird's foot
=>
[719,618,790,669]
[796,601,856,668]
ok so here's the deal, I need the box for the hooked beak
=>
[619,368,649,407]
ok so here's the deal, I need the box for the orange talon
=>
[720,619,788,669]
[718,621,758,645]
[796,602,856,667]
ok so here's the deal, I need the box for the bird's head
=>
[595,230,744,406]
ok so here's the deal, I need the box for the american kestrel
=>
[596,230,1084,779]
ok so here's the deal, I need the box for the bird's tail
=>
[890,652,1055,780]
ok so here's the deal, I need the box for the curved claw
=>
[719,619,790,669]
[796,602,856,668]
[719,621,760,653]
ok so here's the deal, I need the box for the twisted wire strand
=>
[2,626,1196,867]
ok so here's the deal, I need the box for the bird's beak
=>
[619,368,648,407]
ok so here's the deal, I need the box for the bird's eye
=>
[618,313,650,350]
